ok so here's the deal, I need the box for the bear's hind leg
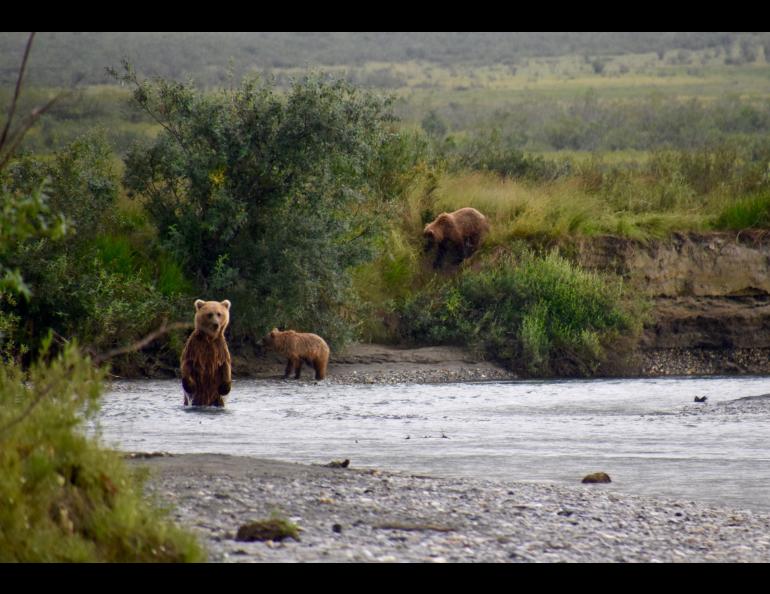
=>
[314,358,327,380]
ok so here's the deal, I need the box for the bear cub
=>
[261,328,330,380]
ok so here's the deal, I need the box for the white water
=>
[97,376,770,511]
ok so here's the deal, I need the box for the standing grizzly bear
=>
[423,207,490,269]
[180,299,232,406]
[261,328,330,380]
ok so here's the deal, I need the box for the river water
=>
[97,376,770,512]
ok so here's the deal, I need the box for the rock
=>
[235,518,301,542]
[323,459,350,468]
[694,396,708,403]
[582,472,612,484]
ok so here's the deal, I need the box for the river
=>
[96,375,770,512]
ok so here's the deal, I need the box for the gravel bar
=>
[130,453,770,563]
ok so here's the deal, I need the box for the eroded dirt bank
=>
[573,231,770,375]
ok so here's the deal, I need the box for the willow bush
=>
[116,65,414,348]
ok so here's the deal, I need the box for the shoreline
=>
[116,342,770,383]
[129,453,770,563]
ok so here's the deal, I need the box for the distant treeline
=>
[1,32,767,86]
[422,93,770,152]
[10,85,770,156]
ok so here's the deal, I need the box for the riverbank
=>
[129,453,770,563]
[232,344,519,385]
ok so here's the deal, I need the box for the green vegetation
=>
[115,64,408,348]
[0,341,204,561]
[2,133,187,368]
[2,32,765,86]
[390,246,642,376]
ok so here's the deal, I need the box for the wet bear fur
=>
[180,299,232,406]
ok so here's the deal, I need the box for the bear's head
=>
[423,215,447,252]
[260,327,282,350]
[194,299,231,338]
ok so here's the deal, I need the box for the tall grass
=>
[714,190,770,230]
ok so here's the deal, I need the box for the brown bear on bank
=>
[423,207,490,269]
[261,328,330,380]
[180,299,232,406]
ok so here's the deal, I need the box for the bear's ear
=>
[221,299,231,310]
[194,299,205,311]
[271,327,278,335]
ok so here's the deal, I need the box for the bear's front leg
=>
[217,363,231,396]
[284,359,295,379]
[181,361,196,405]
[433,244,447,269]
[182,376,196,394]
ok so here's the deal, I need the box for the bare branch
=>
[91,320,192,365]
[0,91,70,170]
[0,33,82,172]
[0,32,35,150]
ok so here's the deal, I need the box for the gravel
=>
[131,453,770,563]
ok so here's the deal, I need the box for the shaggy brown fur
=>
[180,299,232,406]
[423,207,490,269]
[261,328,330,380]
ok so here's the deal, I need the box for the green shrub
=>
[1,134,191,363]
[395,248,641,376]
[117,67,407,347]
[0,342,203,562]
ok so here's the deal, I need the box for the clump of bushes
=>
[1,133,191,367]
[116,66,413,349]
[394,246,642,376]
[0,341,204,562]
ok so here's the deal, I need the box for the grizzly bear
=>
[180,299,232,406]
[261,328,330,380]
[423,207,490,269]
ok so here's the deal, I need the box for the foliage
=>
[714,190,770,230]
[0,342,204,561]
[117,66,403,347]
[0,167,67,299]
[1,134,189,363]
[450,130,570,181]
[394,247,642,376]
